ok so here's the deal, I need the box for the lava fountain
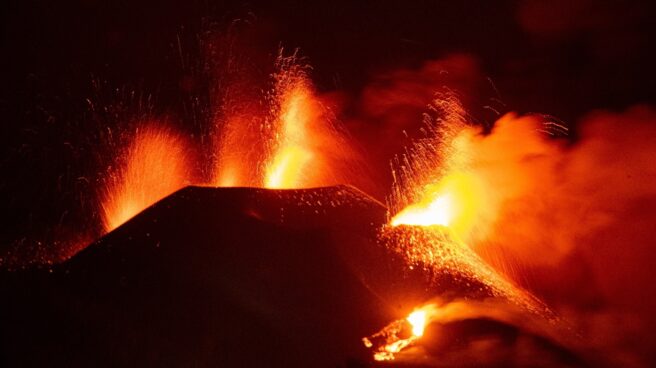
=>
[102,53,361,233]
[213,52,359,190]
[263,62,317,189]
[101,123,193,232]
[363,96,558,361]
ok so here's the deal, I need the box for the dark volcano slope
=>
[0,185,403,367]
[0,185,583,367]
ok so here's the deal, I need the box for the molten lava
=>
[263,70,317,188]
[101,124,192,232]
[212,53,358,190]
[363,303,439,361]
[365,98,559,362]
[387,96,485,241]
[391,171,484,236]
[407,308,429,337]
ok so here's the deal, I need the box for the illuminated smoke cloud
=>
[380,96,656,365]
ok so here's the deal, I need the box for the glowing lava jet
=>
[101,124,192,232]
[214,53,356,190]
[263,66,318,188]
[390,171,484,232]
[363,98,554,362]
[103,54,358,233]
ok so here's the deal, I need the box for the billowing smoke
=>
[345,54,487,196]
[468,107,656,367]
[346,55,656,366]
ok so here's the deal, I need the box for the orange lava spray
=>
[263,57,317,188]
[101,123,192,232]
[365,95,558,361]
[212,51,363,190]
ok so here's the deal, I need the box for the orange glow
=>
[389,112,491,243]
[264,80,317,188]
[391,171,485,237]
[388,102,551,249]
[363,303,439,361]
[407,309,428,337]
[215,166,239,187]
[370,100,562,362]
[388,96,489,243]
[211,53,360,190]
[212,112,265,188]
[389,108,573,255]
[265,145,313,188]
[101,124,191,232]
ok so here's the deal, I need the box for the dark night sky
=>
[3,0,656,120]
[1,0,656,258]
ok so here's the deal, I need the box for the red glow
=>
[101,123,192,232]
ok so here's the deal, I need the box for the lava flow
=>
[363,98,556,362]
[363,304,438,361]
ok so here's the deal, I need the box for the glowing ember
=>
[101,123,191,232]
[363,304,439,361]
[364,226,554,361]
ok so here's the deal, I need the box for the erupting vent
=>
[4,9,656,366]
